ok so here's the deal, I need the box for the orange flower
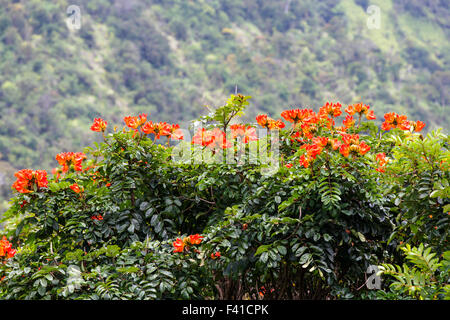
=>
[192,128,214,147]
[0,236,16,259]
[91,214,103,221]
[301,143,323,159]
[267,119,285,130]
[56,152,86,173]
[173,238,185,253]
[210,251,221,259]
[339,144,350,157]
[345,103,376,121]
[90,118,107,132]
[318,102,342,118]
[124,114,147,129]
[358,141,371,155]
[188,234,203,245]
[256,114,269,128]
[168,124,184,140]
[285,163,293,169]
[376,152,388,172]
[343,115,355,129]
[256,115,285,130]
[192,128,231,149]
[381,113,410,131]
[312,136,328,148]
[230,124,258,143]
[208,128,232,149]
[69,183,83,193]
[151,122,171,139]
[124,116,140,129]
[141,121,154,135]
[410,121,426,132]
[298,154,311,168]
[331,139,342,150]
[12,169,48,194]
[281,108,315,124]
[365,109,376,120]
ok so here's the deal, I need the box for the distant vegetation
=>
[0,0,448,212]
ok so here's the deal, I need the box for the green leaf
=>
[255,245,270,256]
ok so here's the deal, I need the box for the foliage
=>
[0,94,447,300]
[377,244,450,300]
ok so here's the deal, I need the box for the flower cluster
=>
[256,114,285,130]
[381,113,425,132]
[90,118,108,132]
[192,128,232,149]
[0,236,16,259]
[55,152,87,173]
[345,103,376,120]
[210,251,221,259]
[338,134,371,157]
[376,153,388,172]
[90,214,103,221]
[120,114,183,141]
[173,234,204,253]
[229,124,258,144]
[12,169,48,194]
[69,183,83,194]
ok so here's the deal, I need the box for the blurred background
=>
[0,0,448,212]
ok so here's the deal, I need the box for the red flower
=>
[210,251,221,259]
[267,119,285,130]
[256,115,285,130]
[124,116,139,129]
[376,152,388,172]
[256,114,269,128]
[192,128,214,147]
[365,109,376,120]
[124,114,147,129]
[12,169,48,194]
[168,124,184,140]
[298,154,310,168]
[188,234,203,245]
[141,121,154,135]
[90,118,107,132]
[381,113,410,131]
[301,143,323,159]
[285,163,293,169]
[69,183,83,193]
[151,122,171,139]
[410,121,426,132]
[318,102,342,118]
[173,238,185,253]
[91,214,103,221]
[56,152,86,173]
[358,141,371,155]
[192,128,231,149]
[312,136,328,148]
[0,236,16,259]
[230,124,258,143]
[343,115,355,129]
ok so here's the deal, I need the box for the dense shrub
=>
[0,95,448,299]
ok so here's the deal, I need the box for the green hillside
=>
[0,0,449,210]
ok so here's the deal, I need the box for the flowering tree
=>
[0,94,448,299]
